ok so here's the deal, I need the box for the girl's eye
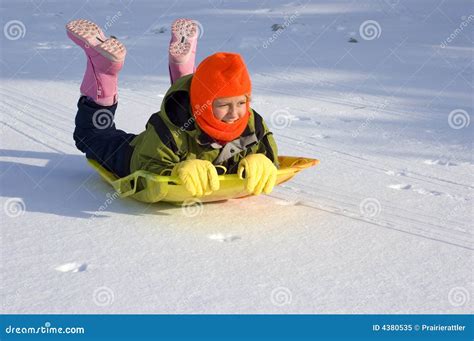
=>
[238,102,246,105]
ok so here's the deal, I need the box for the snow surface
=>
[0,0,472,314]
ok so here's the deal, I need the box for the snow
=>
[1,0,472,314]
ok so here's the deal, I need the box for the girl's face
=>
[212,95,248,123]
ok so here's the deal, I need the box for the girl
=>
[67,18,279,198]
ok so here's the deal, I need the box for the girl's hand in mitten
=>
[237,154,277,195]
[172,160,220,197]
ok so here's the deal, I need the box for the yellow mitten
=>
[237,154,277,195]
[172,159,220,197]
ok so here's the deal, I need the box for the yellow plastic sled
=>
[87,156,319,203]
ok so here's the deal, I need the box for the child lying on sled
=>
[67,18,279,197]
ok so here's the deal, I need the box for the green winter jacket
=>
[128,74,279,190]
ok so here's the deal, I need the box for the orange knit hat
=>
[190,52,251,142]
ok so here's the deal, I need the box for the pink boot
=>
[168,18,198,84]
[66,19,126,106]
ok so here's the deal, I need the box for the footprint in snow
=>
[423,159,457,166]
[413,188,442,196]
[55,262,87,273]
[389,184,445,197]
[388,184,412,190]
[311,134,330,139]
[275,199,301,206]
[385,170,407,176]
[36,42,73,50]
[297,117,320,125]
[208,233,241,242]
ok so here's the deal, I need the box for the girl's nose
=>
[228,106,237,117]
